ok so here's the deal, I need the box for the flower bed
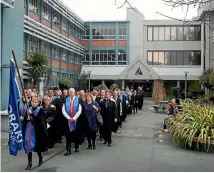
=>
[165,100,214,153]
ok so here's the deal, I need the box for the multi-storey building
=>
[0,0,206,110]
[82,8,203,96]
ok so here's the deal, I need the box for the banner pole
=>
[11,50,29,108]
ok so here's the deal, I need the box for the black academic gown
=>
[76,97,87,145]
[112,98,121,132]
[23,107,48,153]
[131,94,139,108]
[100,98,117,143]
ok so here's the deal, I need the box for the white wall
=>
[127,8,145,63]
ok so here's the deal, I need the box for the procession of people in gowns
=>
[18,86,145,170]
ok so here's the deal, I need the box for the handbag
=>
[96,111,103,126]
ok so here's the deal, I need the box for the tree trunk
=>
[152,79,166,104]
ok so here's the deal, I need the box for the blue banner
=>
[8,58,23,156]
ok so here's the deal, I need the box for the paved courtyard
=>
[1,100,214,172]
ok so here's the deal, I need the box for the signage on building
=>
[135,67,143,75]
[1,0,15,9]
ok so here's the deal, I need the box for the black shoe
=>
[103,141,107,144]
[108,143,111,147]
[25,162,32,170]
[75,148,79,152]
[87,145,92,149]
[38,157,43,167]
[64,150,71,156]
[93,145,96,149]
[99,138,103,141]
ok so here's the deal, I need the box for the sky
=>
[61,0,198,21]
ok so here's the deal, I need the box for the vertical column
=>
[177,80,180,87]
[67,51,69,78]
[39,0,43,23]
[89,22,92,65]
[50,7,53,29]
[126,23,130,65]
[49,44,53,87]
[59,48,62,78]
[26,0,30,16]
[122,80,125,89]
[102,80,105,85]
[116,22,119,65]
[74,53,76,86]
[25,34,29,54]
[60,15,62,34]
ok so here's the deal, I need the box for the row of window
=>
[147,51,201,65]
[147,26,201,41]
[27,35,83,64]
[83,50,127,65]
[51,73,79,87]
[82,23,127,40]
[27,0,82,38]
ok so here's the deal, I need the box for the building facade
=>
[1,0,210,110]
[82,8,203,95]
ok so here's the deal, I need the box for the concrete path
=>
[1,100,214,172]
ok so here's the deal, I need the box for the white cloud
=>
[61,0,198,21]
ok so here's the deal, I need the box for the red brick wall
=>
[53,25,60,34]
[92,40,116,47]
[75,65,81,72]
[52,59,60,69]
[29,11,40,22]
[81,40,90,48]
[68,64,75,72]
[118,41,127,47]
[62,30,69,37]
[62,62,68,70]
[42,19,51,28]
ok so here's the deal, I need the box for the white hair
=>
[68,88,75,92]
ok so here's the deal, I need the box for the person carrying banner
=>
[21,96,48,170]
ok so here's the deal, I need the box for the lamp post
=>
[184,71,189,99]
[88,70,92,92]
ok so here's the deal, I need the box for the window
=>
[147,52,153,65]
[164,52,170,65]
[153,27,159,41]
[158,27,164,41]
[69,52,74,63]
[52,10,60,27]
[148,27,153,41]
[147,50,201,65]
[118,50,126,65]
[147,25,201,41]
[159,52,164,65]
[62,73,67,78]
[164,27,170,40]
[62,49,67,61]
[87,50,116,65]
[28,36,39,53]
[29,0,39,14]
[183,27,189,41]
[171,27,176,40]
[82,24,90,39]
[70,74,74,79]
[119,24,127,40]
[43,2,50,21]
[41,41,50,56]
[52,46,59,59]
[153,52,159,64]
[62,17,68,32]
[177,27,183,41]
[177,51,184,65]
[92,23,116,40]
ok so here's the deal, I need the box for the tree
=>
[58,78,72,90]
[199,68,214,87]
[26,52,49,88]
[110,84,118,90]
[79,70,88,91]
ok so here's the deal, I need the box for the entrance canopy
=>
[118,59,160,80]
